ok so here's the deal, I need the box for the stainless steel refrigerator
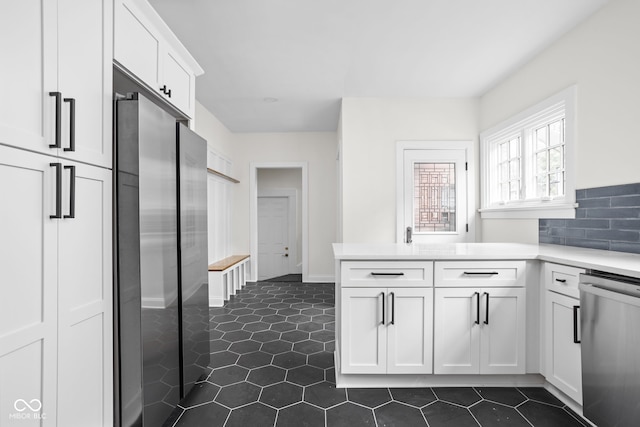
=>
[115,93,210,427]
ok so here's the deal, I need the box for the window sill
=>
[479,203,577,219]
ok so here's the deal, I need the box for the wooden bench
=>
[208,255,250,307]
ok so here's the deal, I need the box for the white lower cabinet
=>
[434,287,526,374]
[0,147,112,426]
[341,287,433,374]
[545,290,582,404]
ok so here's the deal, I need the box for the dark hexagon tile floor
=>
[167,280,590,427]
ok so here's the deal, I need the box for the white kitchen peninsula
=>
[332,242,640,397]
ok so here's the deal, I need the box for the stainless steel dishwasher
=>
[579,271,640,427]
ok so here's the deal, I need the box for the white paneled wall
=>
[207,148,233,264]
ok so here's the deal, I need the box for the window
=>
[480,87,576,219]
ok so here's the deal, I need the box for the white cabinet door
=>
[341,288,386,374]
[162,49,193,116]
[57,0,112,168]
[0,147,58,423]
[57,162,112,426]
[435,287,526,374]
[545,291,582,404]
[114,0,161,88]
[387,288,433,374]
[434,288,480,374]
[0,1,58,155]
[480,288,526,374]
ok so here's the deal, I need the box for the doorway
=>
[250,163,308,282]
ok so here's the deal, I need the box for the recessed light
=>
[263,97,278,103]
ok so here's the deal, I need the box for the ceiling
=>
[148,0,609,133]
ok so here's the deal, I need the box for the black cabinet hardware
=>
[49,92,62,149]
[50,163,62,219]
[555,278,567,283]
[381,292,385,325]
[474,292,480,324]
[573,305,581,343]
[371,272,404,276]
[463,271,499,276]
[390,292,395,325]
[64,165,76,219]
[63,98,75,152]
[160,85,172,98]
[484,292,490,325]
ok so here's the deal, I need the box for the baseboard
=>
[209,297,225,307]
[306,274,335,283]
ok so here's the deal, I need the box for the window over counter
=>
[479,86,577,219]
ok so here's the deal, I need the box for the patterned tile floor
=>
[167,280,589,427]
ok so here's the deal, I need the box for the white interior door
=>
[400,147,471,243]
[258,197,291,280]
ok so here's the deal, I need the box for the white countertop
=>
[333,242,640,279]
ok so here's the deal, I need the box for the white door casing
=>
[250,163,308,282]
[396,141,475,244]
[258,196,291,281]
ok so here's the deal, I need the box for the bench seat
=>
[208,255,250,307]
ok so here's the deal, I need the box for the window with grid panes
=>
[480,87,576,219]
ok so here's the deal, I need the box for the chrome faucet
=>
[406,226,413,244]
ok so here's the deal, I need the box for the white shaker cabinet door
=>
[57,162,112,427]
[57,0,112,168]
[386,288,433,374]
[0,1,58,156]
[341,288,387,374]
[0,147,59,424]
[434,288,480,374]
[479,288,526,374]
[162,49,193,116]
[545,291,582,404]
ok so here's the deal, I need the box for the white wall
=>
[480,0,640,243]
[232,132,338,281]
[194,100,235,161]
[258,168,303,267]
[340,98,480,243]
[194,100,236,263]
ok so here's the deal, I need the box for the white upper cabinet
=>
[0,0,112,168]
[0,1,57,156]
[114,0,203,118]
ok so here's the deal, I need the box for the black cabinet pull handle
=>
[49,92,61,149]
[64,165,75,219]
[63,98,75,152]
[463,271,499,276]
[484,292,490,325]
[390,292,395,325]
[555,278,567,283]
[381,292,385,325]
[474,292,480,324]
[50,163,62,219]
[160,85,167,94]
[371,272,405,276]
[166,88,172,98]
[573,305,581,344]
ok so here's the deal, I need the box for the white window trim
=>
[479,86,577,219]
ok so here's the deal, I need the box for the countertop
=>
[332,242,640,279]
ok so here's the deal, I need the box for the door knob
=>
[284,253,289,257]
